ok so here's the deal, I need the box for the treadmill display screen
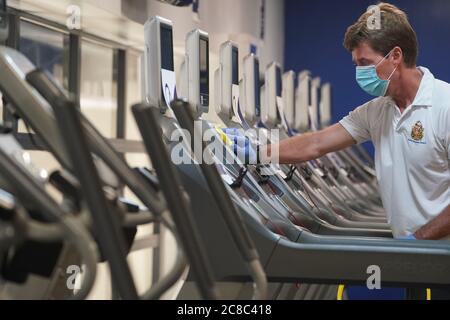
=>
[199,36,209,107]
[276,66,282,97]
[232,46,239,85]
[254,58,261,117]
[329,86,333,115]
[317,85,322,124]
[276,66,282,120]
[160,24,174,71]
[307,78,312,107]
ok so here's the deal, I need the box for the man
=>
[229,2,450,242]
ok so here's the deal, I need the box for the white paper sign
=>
[216,163,235,186]
[314,168,325,178]
[221,173,235,185]
[231,84,241,124]
[161,69,177,108]
[276,97,289,132]
[308,105,318,132]
[272,163,288,179]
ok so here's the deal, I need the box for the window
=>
[18,20,67,133]
[6,13,138,150]
[80,39,118,138]
[20,20,67,88]
[126,51,143,140]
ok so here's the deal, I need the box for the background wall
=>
[285,0,450,154]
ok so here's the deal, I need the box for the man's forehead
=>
[352,45,380,63]
[352,54,373,64]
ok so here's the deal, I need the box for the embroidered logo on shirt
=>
[411,121,424,141]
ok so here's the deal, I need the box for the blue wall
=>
[285,0,450,154]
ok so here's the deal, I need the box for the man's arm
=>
[414,205,450,240]
[261,123,356,164]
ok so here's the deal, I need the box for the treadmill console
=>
[199,34,209,111]
[282,71,296,128]
[242,54,260,126]
[184,29,209,117]
[144,16,175,113]
[320,83,332,128]
[294,70,312,132]
[262,62,282,128]
[216,41,239,122]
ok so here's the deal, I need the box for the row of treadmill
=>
[0,15,449,300]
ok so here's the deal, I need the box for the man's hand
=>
[222,123,356,165]
[222,128,258,164]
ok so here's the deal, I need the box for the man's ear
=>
[391,46,403,66]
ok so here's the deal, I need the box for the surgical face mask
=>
[355,50,397,97]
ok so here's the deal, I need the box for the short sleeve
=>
[444,108,450,160]
[433,85,450,160]
[339,103,372,144]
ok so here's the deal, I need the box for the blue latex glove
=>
[398,234,416,240]
[221,128,258,164]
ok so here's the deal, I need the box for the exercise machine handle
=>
[25,69,138,300]
[132,102,219,300]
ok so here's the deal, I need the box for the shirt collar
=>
[410,66,434,107]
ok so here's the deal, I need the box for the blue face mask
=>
[356,50,397,97]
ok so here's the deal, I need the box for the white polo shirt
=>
[339,67,450,238]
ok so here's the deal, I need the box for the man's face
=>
[352,42,394,81]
